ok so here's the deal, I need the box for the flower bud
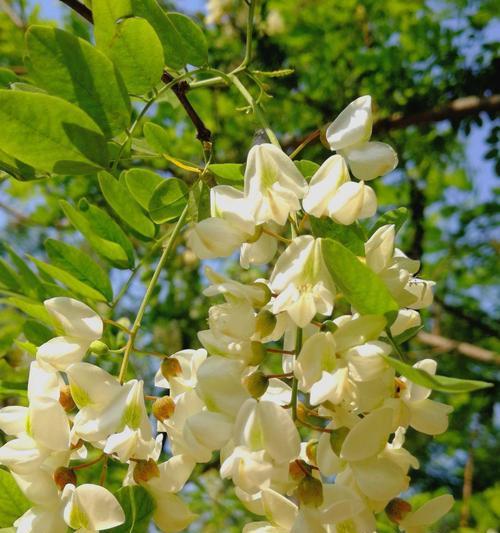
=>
[161,357,182,380]
[305,440,318,466]
[289,460,308,482]
[243,371,269,399]
[248,342,266,366]
[255,310,277,338]
[53,466,77,490]
[330,427,350,456]
[295,476,323,508]
[133,459,160,485]
[59,385,76,412]
[152,396,176,422]
[245,225,263,244]
[89,340,109,355]
[385,498,412,524]
[251,282,272,307]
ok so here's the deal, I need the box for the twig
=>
[59,0,93,23]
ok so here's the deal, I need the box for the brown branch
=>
[59,0,93,23]
[58,1,212,145]
[416,331,500,365]
[373,94,500,133]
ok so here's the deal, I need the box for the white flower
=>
[61,483,125,532]
[326,95,398,180]
[36,298,102,371]
[14,504,66,533]
[270,236,335,327]
[399,494,454,533]
[154,348,207,398]
[365,224,435,309]
[303,155,376,224]
[244,143,307,225]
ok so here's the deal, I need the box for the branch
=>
[59,0,93,23]
[0,0,24,28]
[161,72,212,144]
[58,0,212,145]
[416,331,500,365]
[373,94,500,133]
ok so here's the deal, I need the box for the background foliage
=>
[0,0,498,531]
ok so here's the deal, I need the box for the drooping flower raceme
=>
[0,96,459,533]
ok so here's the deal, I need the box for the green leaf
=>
[124,169,164,210]
[131,0,208,68]
[0,149,45,182]
[30,257,107,303]
[23,319,54,345]
[321,238,399,317]
[105,17,164,95]
[188,180,211,223]
[98,171,156,240]
[392,325,423,345]
[45,239,113,302]
[108,485,156,533]
[143,122,170,153]
[149,177,189,223]
[60,200,135,269]
[0,68,18,87]
[381,354,493,393]
[6,296,51,323]
[0,469,30,527]
[0,90,108,174]
[93,0,132,48]
[294,159,320,179]
[0,260,21,292]
[26,26,131,138]
[2,244,45,299]
[208,163,245,187]
[311,217,365,255]
[370,207,409,236]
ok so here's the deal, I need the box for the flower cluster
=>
[0,96,455,532]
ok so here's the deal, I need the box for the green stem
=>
[386,328,408,362]
[229,74,280,148]
[117,205,189,383]
[233,0,258,73]
[291,327,302,421]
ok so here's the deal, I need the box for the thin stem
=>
[265,372,293,379]
[103,318,131,334]
[289,129,320,159]
[118,205,189,383]
[291,327,302,421]
[297,416,334,434]
[233,0,258,74]
[59,0,93,22]
[99,456,109,486]
[262,227,291,243]
[229,73,281,148]
[386,328,408,362]
[266,348,295,355]
[71,453,106,471]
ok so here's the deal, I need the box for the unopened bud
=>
[152,396,176,422]
[252,282,272,307]
[53,466,77,490]
[289,460,308,482]
[320,320,338,333]
[245,225,263,244]
[89,340,109,356]
[59,385,75,412]
[255,310,277,339]
[248,342,266,366]
[133,459,160,484]
[243,371,269,399]
[296,476,323,508]
[305,440,318,466]
[386,498,412,524]
[161,357,182,379]
[330,427,349,456]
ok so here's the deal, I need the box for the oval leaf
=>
[108,485,155,533]
[0,470,30,527]
[370,207,409,236]
[149,177,188,223]
[106,17,164,95]
[45,239,113,302]
[124,168,164,210]
[131,0,208,68]
[321,237,399,316]
[0,90,108,174]
[382,354,493,393]
[60,200,135,269]
[26,25,131,138]
[99,171,156,239]
[311,217,365,255]
[208,163,245,187]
